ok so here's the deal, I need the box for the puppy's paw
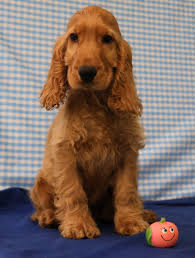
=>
[142,209,158,224]
[31,209,56,228]
[59,216,101,239]
[115,217,149,236]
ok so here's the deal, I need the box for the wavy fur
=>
[30,6,157,239]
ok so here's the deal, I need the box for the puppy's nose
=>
[78,66,97,83]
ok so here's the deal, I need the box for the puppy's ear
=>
[108,39,142,116]
[40,34,68,110]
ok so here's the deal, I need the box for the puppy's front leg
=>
[54,146,100,239]
[114,152,149,236]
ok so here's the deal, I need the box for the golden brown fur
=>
[30,6,157,239]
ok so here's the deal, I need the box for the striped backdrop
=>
[0,0,194,200]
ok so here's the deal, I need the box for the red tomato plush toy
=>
[146,217,179,247]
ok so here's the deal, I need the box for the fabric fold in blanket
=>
[0,188,194,258]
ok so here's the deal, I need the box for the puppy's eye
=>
[70,33,78,42]
[102,34,113,43]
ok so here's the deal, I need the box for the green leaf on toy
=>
[145,226,153,246]
[160,217,166,223]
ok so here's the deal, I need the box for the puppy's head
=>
[40,6,142,116]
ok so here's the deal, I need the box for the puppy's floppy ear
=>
[40,34,68,110]
[108,39,142,116]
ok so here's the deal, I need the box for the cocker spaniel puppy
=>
[30,5,157,239]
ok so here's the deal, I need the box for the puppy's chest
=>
[71,109,118,151]
[68,107,121,172]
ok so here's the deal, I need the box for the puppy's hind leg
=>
[30,171,56,228]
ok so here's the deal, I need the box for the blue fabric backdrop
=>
[0,0,195,200]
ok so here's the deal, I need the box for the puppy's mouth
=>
[81,81,96,89]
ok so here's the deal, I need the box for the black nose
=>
[78,66,97,83]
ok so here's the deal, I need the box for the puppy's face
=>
[41,6,141,115]
[64,7,121,91]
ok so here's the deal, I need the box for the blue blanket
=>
[0,188,194,258]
